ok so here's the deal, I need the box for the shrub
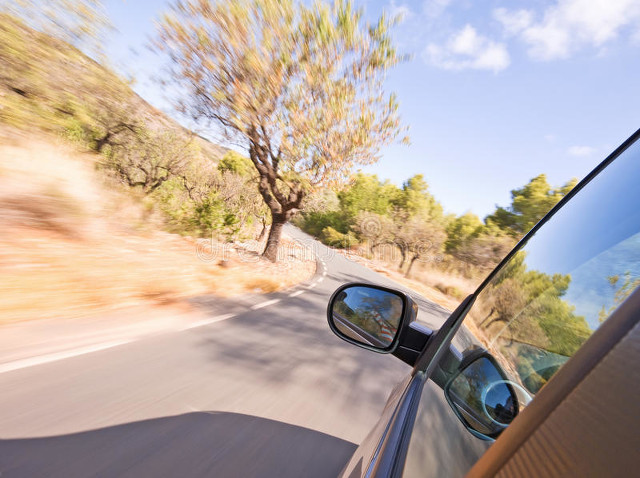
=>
[320,226,358,248]
[299,211,347,237]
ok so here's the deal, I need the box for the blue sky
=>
[103,0,640,218]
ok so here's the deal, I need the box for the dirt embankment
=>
[0,130,314,323]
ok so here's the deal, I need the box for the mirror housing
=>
[327,282,419,355]
[444,351,520,440]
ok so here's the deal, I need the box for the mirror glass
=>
[445,356,519,438]
[330,285,404,349]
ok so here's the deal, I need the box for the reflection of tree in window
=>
[334,289,401,343]
[356,293,401,342]
[474,251,592,393]
[598,272,640,323]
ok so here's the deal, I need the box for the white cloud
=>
[568,145,596,156]
[495,0,640,61]
[423,25,510,72]
[388,1,413,21]
[423,0,452,19]
[494,8,534,35]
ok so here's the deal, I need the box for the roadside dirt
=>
[0,130,315,323]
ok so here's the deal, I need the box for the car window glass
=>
[403,137,640,477]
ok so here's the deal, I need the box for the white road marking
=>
[288,290,304,298]
[250,298,281,310]
[0,340,132,374]
[317,277,324,284]
[180,313,236,331]
[306,283,317,289]
[322,270,327,276]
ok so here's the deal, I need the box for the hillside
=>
[0,12,226,160]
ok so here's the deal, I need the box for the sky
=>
[102,0,640,218]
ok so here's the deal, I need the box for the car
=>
[326,128,640,477]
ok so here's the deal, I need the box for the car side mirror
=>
[444,352,521,440]
[327,283,415,353]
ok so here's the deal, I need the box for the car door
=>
[340,128,640,477]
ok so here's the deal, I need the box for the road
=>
[0,225,451,478]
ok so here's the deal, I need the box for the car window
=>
[403,136,640,477]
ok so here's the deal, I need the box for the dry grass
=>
[337,243,482,312]
[0,129,314,323]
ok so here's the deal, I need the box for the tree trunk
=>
[398,247,406,270]
[262,213,286,262]
[257,217,268,241]
[405,255,418,278]
[482,317,507,330]
[479,308,496,328]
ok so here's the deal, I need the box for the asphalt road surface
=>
[0,225,452,478]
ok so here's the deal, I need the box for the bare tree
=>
[156,0,407,261]
[452,233,515,272]
[353,211,394,253]
[104,129,194,195]
[400,218,446,278]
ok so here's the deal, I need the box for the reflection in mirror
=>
[446,356,521,439]
[331,286,403,349]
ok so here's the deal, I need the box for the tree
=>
[384,175,445,274]
[599,272,640,323]
[486,174,577,237]
[218,151,254,177]
[444,212,483,253]
[353,211,394,253]
[156,0,407,261]
[402,217,446,278]
[479,251,591,357]
[338,173,400,221]
[103,128,195,195]
[395,174,442,221]
[451,232,515,272]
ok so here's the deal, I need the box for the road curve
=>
[0,225,451,478]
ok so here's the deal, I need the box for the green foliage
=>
[151,172,259,240]
[301,210,348,236]
[302,189,340,213]
[486,174,577,237]
[320,226,358,248]
[218,151,253,177]
[599,271,640,322]
[192,194,230,234]
[299,173,399,241]
[395,174,443,221]
[338,173,400,221]
[151,177,201,232]
[445,213,484,253]
[483,251,592,357]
